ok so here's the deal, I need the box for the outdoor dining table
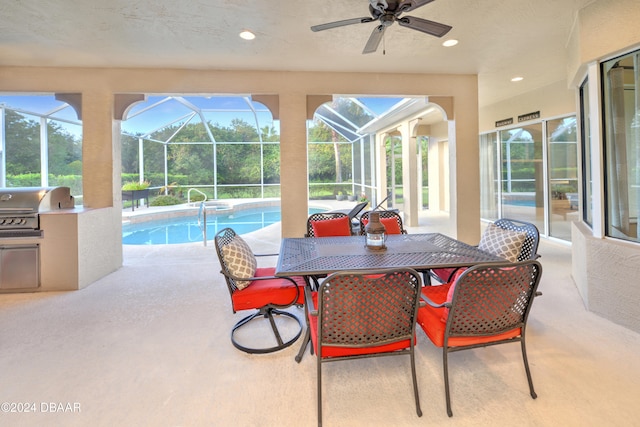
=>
[274,232,507,362]
[275,232,506,277]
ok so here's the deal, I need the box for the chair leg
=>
[231,308,302,354]
[267,309,286,346]
[443,349,453,417]
[410,347,423,417]
[295,327,310,363]
[422,271,432,286]
[520,339,538,399]
[296,286,313,363]
[317,357,323,427]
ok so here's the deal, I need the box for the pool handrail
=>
[188,188,208,205]
[198,201,207,246]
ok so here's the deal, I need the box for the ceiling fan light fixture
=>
[310,0,451,54]
[442,39,458,47]
[239,30,256,40]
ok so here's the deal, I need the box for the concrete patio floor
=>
[1,210,639,426]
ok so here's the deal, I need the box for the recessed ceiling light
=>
[442,39,458,47]
[511,76,524,82]
[239,30,255,40]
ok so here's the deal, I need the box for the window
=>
[602,51,640,243]
[0,94,82,199]
[547,117,578,240]
[579,78,593,227]
[480,132,499,220]
[121,95,279,200]
[499,124,544,233]
[480,116,577,242]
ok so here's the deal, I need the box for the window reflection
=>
[602,51,640,243]
[548,117,578,240]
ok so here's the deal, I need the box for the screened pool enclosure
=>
[0,94,417,209]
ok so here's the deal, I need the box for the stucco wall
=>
[567,0,640,86]
[572,222,640,332]
[478,79,575,133]
[566,0,640,333]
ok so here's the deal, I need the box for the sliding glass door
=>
[480,115,578,241]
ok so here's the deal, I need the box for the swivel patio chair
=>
[417,260,543,417]
[430,218,540,284]
[359,209,407,235]
[214,227,305,354]
[305,212,353,237]
[307,268,424,426]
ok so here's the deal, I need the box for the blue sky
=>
[0,94,407,139]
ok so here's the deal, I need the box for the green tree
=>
[47,121,82,175]
[5,110,40,175]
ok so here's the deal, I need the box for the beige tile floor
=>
[1,210,639,427]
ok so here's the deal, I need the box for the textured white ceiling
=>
[0,0,595,106]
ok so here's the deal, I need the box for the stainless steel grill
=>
[0,187,75,237]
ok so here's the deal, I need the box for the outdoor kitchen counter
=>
[0,207,122,292]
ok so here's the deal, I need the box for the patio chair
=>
[430,218,540,285]
[359,209,407,235]
[417,260,543,417]
[305,212,352,237]
[307,268,424,426]
[214,227,305,354]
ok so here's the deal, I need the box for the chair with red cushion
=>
[429,218,540,285]
[305,212,353,237]
[214,227,305,354]
[417,260,543,417]
[307,268,424,426]
[359,209,407,235]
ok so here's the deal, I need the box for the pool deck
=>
[121,197,364,224]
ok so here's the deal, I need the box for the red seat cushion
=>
[311,216,352,237]
[421,282,451,305]
[421,268,466,320]
[431,267,457,283]
[231,267,305,311]
[361,216,403,234]
[308,293,412,358]
[417,302,522,347]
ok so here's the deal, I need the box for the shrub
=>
[150,195,182,206]
[122,181,150,191]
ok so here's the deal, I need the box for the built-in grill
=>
[0,187,75,292]
[0,187,75,237]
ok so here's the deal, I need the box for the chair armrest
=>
[220,269,277,282]
[421,296,451,309]
[254,253,278,258]
[221,269,302,308]
[219,269,300,288]
[304,287,318,317]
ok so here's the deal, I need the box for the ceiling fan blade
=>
[397,16,452,37]
[363,25,386,54]
[397,0,436,13]
[311,17,373,32]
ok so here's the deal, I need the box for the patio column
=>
[401,120,419,227]
[82,90,116,208]
[376,132,389,208]
[279,93,309,237]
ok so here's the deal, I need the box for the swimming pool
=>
[122,206,325,245]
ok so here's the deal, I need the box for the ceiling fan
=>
[311,0,452,54]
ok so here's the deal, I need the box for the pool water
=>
[122,207,324,245]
